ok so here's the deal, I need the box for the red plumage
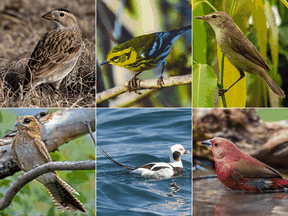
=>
[202,137,288,192]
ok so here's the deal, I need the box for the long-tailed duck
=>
[99,144,190,179]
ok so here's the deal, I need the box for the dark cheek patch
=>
[173,151,181,161]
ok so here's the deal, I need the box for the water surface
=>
[97,109,192,216]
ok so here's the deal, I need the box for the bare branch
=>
[97,74,192,104]
[0,160,95,210]
[0,109,95,179]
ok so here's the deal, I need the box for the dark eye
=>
[24,118,30,124]
[111,56,119,62]
[60,13,65,17]
[214,143,219,147]
[212,14,217,18]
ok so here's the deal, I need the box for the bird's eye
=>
[112,56,119,62]
[214,143,219,147]
[212,14,217,18]
[24,118,30,124]
[60,13,65,17]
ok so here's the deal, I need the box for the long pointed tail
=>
[258,71,285,98]
[98,145,135,170]
[44,175,86,213]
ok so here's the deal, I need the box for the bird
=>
[99,144,190,179]
[25,9,83,89]
[100,25,191,90]
[11,116,86,213]
[202,137,288,192]
[195,11,285,98]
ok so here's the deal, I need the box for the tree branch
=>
[0,160,95,210]
[97,74,192,104]
[0,109,95,179]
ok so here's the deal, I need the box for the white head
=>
[169,144,190,166]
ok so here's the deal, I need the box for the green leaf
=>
[193,64,217,107]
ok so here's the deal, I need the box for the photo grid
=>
[1,0,288,215]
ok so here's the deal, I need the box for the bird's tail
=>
[98,145,135,170]
[44,175,86,213]
[258,70,285,98]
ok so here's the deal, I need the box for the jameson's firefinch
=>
[202,137,288,192]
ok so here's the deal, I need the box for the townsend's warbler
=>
[100,25,191,88]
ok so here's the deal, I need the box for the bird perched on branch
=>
[195,12,285,98]
[202,137,288,192]
[100,25,191,91]
[99,144,190,179]
[11,116,86,213]
[25,9,82,90]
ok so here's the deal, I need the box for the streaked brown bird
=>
[11,116,86,213]
[195,11,285,98]
[25,9,83,89]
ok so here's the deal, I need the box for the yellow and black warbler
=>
[100,25,191,87]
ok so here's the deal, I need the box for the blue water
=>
[97,109,192,216]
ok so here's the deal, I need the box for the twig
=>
[0,160,95,210]
[85,120,96,145]
[97,74,192,104]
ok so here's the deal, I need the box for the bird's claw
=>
[218,89,228,96]
[127,77,142,94]
[157,75,164,88]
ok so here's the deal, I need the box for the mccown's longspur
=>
[25,9,83,89]
[100,25,191,88]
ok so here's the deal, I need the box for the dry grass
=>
[0,0,95,107]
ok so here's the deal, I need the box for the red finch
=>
[25,9,82,89]
[11,116,86,213]
[202,137,288,192]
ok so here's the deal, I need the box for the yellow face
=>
[106,47,138,68]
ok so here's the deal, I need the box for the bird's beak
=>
[42,12,53,20]
[201,139,212,148]
[100,59,109,66]
[183,150,190,154]
[14,122,21,128]
[195,16,205,20]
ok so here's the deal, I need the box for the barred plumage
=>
[100,25,191,87]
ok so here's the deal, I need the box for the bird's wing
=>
[136,163,157,170]
[136,162,171,171]
[34,138,53,163]
[28,29,81,78]
[228,36,271,71]
[235,156,283,178]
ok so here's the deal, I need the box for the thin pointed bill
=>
[195,16,205,20]
[100,59,109,66]
[201,139,212,148]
